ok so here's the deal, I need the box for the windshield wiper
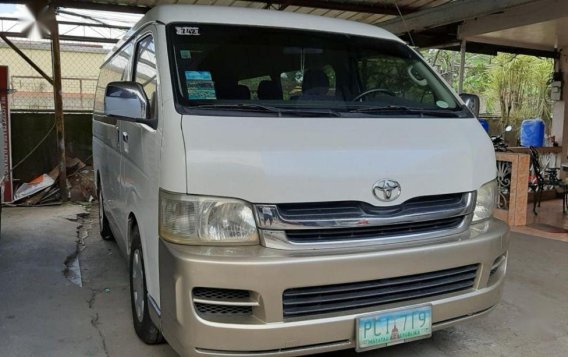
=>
[348,105,461,118]
[192,103,283,114]
[192,103,341,117]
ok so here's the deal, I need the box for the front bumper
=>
[159,219,509,357]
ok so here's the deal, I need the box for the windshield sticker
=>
[185,71,216,100]
[180,50,191,59]
[176,26,200,36]
[185,71,212,81]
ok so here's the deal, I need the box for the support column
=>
[553,50,568,168]
[46,6,68,201]
[458,40,466,94]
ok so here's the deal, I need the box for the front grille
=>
[285,216,464,243]
[282,264,478,318]
[277,193,466,220]
[195,303,252,316]
[259,192,474,249]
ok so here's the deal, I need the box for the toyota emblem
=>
[372,179,401,202]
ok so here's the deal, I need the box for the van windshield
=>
[168,24,466,117]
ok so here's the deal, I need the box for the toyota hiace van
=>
[93,5,509,356]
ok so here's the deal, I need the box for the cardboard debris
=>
[14,157,94,205]
[14,174,55,201]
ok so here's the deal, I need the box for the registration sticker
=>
[185,71,216,100]
[356,304,432,352]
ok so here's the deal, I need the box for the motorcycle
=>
[491,125,512,152]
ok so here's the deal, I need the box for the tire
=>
[98,187,114,241]
[130,224,163,344]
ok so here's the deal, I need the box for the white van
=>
[93,5,509,356]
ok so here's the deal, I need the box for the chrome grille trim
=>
[260,215,471,250]
[256,192,475,250]
[254,192,475,230]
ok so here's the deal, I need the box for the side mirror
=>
[104,81,150,121]
[460,93,480,117]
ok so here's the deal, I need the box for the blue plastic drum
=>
[520,119,545,147]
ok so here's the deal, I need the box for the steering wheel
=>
[352,88,396,102]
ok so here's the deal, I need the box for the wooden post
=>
[47,6,68,201]
[494,152,530,226]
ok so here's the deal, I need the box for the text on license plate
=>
[357,305,432,351]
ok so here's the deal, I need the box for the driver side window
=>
[134,35,158,117]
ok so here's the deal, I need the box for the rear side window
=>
[133,36,158,117]
[94,42,132,114]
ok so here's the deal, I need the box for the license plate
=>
[356,305,432,352]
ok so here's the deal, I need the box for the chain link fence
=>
[0,38,108,112]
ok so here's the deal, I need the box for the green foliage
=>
[487,54,552,130]
[420,49,495,94]
[421,49,553,131]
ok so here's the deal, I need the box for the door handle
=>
[122,132,129,143]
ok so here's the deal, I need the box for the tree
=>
[421,50,553,133]
[487,54,552,130]
[420,49,493,95]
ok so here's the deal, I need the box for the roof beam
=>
[444,41,559,59]
[399,25,459,48]
[10,0,417,16]
[10,0,149,14]
[53,0,148,13]
[46,34,120,43]
[15,0,415,16]
[0,31,27,38]
[459,0,568,38]
[255,0,414,15]
[58,20,130,30]
[381,0,537,35]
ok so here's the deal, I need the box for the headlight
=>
[159,190,258,245]
[473,179,497,222]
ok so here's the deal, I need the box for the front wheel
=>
[130,224,163,344]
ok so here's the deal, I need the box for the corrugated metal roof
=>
[58,0,452,25]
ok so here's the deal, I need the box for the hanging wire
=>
[7,120,55,174]
[392,0,416,47]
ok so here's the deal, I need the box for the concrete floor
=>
[1,205,567,357]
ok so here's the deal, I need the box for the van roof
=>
[128,5,402,43]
